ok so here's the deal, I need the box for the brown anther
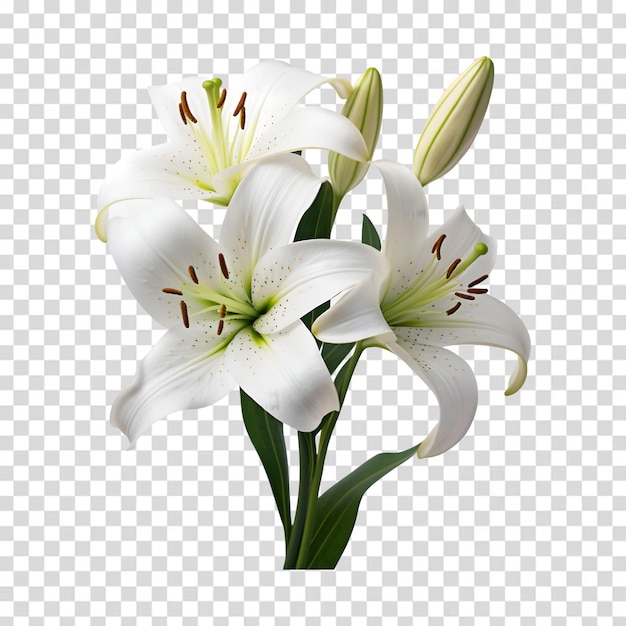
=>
[431,234,446,260]
[233,91,247,116]
[446,302,462,316]
[218,253,229,279]
[455,292,475,300]
[180,300,190,328]
[180,91,198,124]
[217,88,227,109]
[468,274,489,288]
[178,102,187,125]
[446,258,461,279]
[219,304,226,318]
[467,287,488,294]
[239,106,246,130]
[162,287,183,296]
[188,265,199,284]
[217,319,224,335]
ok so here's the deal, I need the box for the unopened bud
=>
[328,68,383,200]
[413,57,494,186]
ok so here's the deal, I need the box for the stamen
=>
[446,302,462,315]
[239,106,246,130]
[188,265,199,284]
[218,253,230,279]
[217,88,227,108]
[180,91,198,124]
[217,319,224,335]
[178,102,187,125]
[455,292,475,300]
[446,258,461,279]
[468,274,488,288]
[233,91,247,116]
[219,304,226,318]
[180,300,190,328]
[431,234,446,260]
[162,287,183,296]
[467,287,488,294]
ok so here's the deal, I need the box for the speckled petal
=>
[225,322,338,432]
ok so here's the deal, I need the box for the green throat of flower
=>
[162,252,258,337]
[382,237,489,327]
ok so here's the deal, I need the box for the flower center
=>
[161,253,258,335]
[382,236,490,326]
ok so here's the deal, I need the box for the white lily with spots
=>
[96,60,368,241]
[313,161,531,458]
[106,155,387,447]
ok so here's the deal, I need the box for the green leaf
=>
[361,213,382,250]
[295,180,335,241]
[321,342,355,375]
[240,389,292,542]
[306,444,419,568]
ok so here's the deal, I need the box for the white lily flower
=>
[313,161,531,458]
[95,60,369,242]
[106,154,387,447]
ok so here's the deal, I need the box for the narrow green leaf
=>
[295,180,335,242]
[321,342,355,375]
[240,389,292,542]
[361,213,382,250]
[306,444,419,568]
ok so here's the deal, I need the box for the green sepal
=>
[361,213,382,251]
[240,390,292,543]
[305,444,419,568]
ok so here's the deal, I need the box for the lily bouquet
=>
[97,59,530,569]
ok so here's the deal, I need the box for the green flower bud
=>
[413,57,494,186]
[328,67,383,200]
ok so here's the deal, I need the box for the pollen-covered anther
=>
[468,274,488,288]
[162,287,183,296]
[180,300,190,328]
[446,302,462,315]
[218,253,230,279]
[239,106,246,130]
[431,234,446,260]
[188,265,199,284]
[446,258,461,279]
[178,102,187,125]
[217,88,227,109]
[455,292,475,300]
[233,91,247,116]
[180,91,198,124]
[217,319,224,335]
[468,287,488,295]
[219,304,226,318]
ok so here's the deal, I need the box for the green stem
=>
[294,342,365,568]
[283,432,316,568]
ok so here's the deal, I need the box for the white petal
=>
[247,107,368,163]
[374,160,429,281]
[252,240,389,335]
[111,319,241,447]
[231,60,353,141]
[312,279,394,345]
[107,197,224,327]
[386,340,478,459]
[96,144,219,241]
[225,322,338,432]
[394,295,530,395]
[218,154,321,282]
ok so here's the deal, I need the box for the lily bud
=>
[328,68,383,200]
[413,57,494,186]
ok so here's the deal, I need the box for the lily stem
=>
[292,342,365,569]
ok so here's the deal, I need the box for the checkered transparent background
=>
[1,1,625,624]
